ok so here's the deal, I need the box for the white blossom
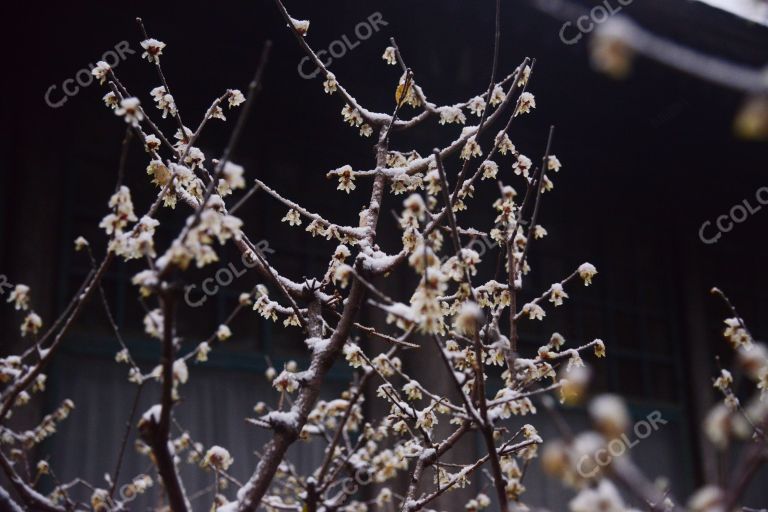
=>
[140,38,166,63]
[289,17,310,36]
[578,263,598,286]
[91,61,111,84]
[228,89,246,108]
[382,46,397,65]
[115,97,143,126]
[515,91,536,115]
[7,284,30,311]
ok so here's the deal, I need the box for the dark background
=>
[2,0,768,507]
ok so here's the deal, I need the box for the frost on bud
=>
[202,446,234,471]
[515,92,536,116]
[289,17,310,36]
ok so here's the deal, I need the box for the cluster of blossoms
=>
[3,5,764,512]
[245,8,615,511]
[6,284,43,337]
[0,6,612,511]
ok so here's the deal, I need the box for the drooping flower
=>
[91,61,111,84]
[228,89,245,108]
[480,160,499,180]
[496,132,515,155]
[578,263,598,286]
[549,283,568,306]
[460,136,482,160]
[522,302,546,321]
[489,85,506,106]
[403,381,422,401]
[437,105,466,125]
[323,73,338,94]
[282,209,302,226]
[103,92,118,109]
[593,339,606,358]
[468,96,486,117]
[515,92,536,116]
[382,46,397,65]
[336,165,356,193]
